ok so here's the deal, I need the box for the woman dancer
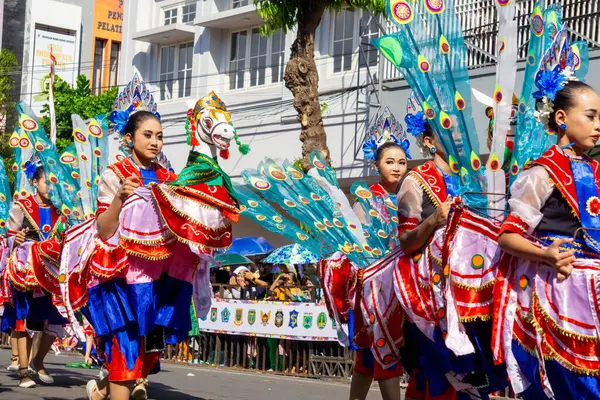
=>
[393,113,458,400]
[350,137,409,400]
[5,163,67,388]
[85,108,176,400]
[497,35,600,399]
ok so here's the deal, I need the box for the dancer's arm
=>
[96,174,140,240]
[396,175,450,254]
[498,166,574,278]
[400,198,451,254]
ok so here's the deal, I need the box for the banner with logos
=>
[198,300,339,341]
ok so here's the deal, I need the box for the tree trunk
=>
[284,3,329,171]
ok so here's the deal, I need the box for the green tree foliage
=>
[0,48,20,185]
[255,0,384,34]
[253,0,384,169]
[40,74,118,152]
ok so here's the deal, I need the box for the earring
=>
[128,142,134,148]
[429,146,437,154]
[375,170,380,175]
[559,123,567,130]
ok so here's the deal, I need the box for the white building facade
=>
[120,0,391,183]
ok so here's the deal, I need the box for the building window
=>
[333,10,355,73]
[229,29,285,90]
[182,3,196,23]
[178,43,193,98]
[359,12,379,68]
[160,45,176,100]
[92,39,106,95]
[232,0,249,8]
[164,8,178,25]
[230,30,247,90]
[109,42,121,88]
[270,30,285,83]
[249,28,267,87]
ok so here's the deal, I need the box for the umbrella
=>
[263,244,320,265]
[213,253,253,267]
[222,237,274,256]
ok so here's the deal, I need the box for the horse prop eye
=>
[203,117,213,130]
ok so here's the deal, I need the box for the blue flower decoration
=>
[532,65,567,101]
[404,111,427,137]
[362,137,378,161]
[110,104,135,135]
[401,139,412,160]
[24,161,39,180]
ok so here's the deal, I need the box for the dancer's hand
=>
[433,197,452,227]
[543,238,575,280]
[14,228,28,246]
[117,176,140,202]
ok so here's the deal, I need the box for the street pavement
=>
[0,349,386,399]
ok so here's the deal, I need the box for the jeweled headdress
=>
[110,74,160,151]
[533,25,578,129]
[362,107,411,161]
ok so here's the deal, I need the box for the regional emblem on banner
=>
[289,310,299,329]
[210,307,217,322]
[221,308,231,323]
[261,311,271,326]
[234,308,243,326]
[317,312,327,330]
[303,313,313,329]
[275,310,284,328]
[248,310,256,325]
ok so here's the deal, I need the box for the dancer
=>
[350,108,409,400]
[84,92,176,399]
[496,27,600,399]
[5,161,67,388]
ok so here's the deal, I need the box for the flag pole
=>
[49,46,57,145]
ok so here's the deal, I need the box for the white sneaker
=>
[6,364,19,372]
[18,378,36,388]
[86,379,107,400]
[30,365,54,384]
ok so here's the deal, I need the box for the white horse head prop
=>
[187,92,249,159]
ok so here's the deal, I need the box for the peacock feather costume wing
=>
[236,151,399,268]
[8,127,34,199]
[0,157,12,235]
[69,114,110,219]
[373,0,486,208]
[484,0,518,216]
[16,101,83,223]
[508,3,589,186]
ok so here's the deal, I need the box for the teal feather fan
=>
[236,151,399,268]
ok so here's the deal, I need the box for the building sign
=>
[93,0,124,42]
[31,28,77,106]
[198,299,340,341]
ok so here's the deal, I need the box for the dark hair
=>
[374,141,405,164]
[32,166,44,182]
[416,122,436,157]
[539,81,594,131]
[123,111,160,136]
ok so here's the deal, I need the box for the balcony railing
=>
[380,0,600,82]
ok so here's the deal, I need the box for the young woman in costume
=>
[350,136,409,400]
[5,163,68,388]
[85,108,177,400]
[391,112,461,400]
[497,35,600,399]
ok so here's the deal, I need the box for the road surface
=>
[0,349,387,399]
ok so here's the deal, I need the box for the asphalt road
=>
[0,349,386,399]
